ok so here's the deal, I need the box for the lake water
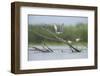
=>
[28,45,88,61]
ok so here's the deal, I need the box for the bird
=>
[76,38,80,42]
[54,24,57,33]
[68,40,72,44]
[75,38,80,51]
[54,24,63,34]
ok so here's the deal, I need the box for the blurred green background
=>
[28,23,88,45]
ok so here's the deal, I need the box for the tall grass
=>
[28,23,88,45]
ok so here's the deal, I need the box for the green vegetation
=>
[28,23,88,45]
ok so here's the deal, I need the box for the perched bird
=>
[68,40,72,44]
[76,38,80,42]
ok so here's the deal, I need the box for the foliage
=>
[28,23,88,45]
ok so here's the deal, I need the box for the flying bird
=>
[54,24,57,33]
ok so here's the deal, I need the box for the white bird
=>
[54,24,57,33]
[57,32,61,34]
[76,38,80,42]
[68,40,72,44]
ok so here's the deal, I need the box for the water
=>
[28,45,88,61]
